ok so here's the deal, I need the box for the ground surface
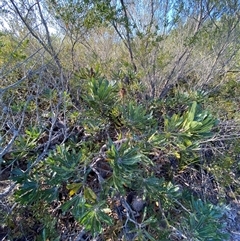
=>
[224,200,240,241]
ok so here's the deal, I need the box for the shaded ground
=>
[224,200,240,241]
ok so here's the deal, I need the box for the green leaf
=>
[60,195,82,213]
[67,182,83,196]
[97,211,113,226]
[84,187,97,203]
[188,101,197,122]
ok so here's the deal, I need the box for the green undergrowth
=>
[1,75,240,240]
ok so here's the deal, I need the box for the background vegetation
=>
[0,0,240,240]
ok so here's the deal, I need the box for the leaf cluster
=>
[3,75,232,240]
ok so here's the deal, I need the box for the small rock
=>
[131,197,145,212]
